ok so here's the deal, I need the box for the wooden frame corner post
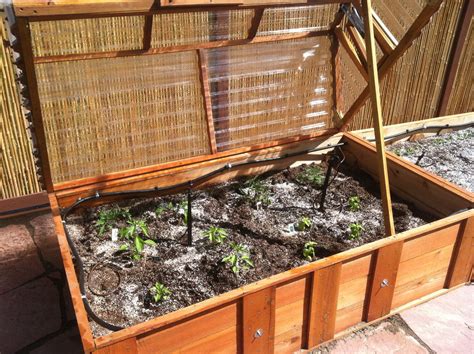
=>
[361,0,395,236]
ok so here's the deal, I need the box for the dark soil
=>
[387,127,473,192]
[66,162,435,337]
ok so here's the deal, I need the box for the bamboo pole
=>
[361,0,395,236]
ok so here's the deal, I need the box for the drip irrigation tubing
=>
[61,141,346,331]
[365,122,474,143]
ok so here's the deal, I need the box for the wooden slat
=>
[94,338,137,354]
[334,27,368,81]
[347,24,367,65]
[248,8,265,39]
[48,194,95,353]
[13,0,345,17]
[197,49,218,154]
[437,0,474,116]
[242,287,276,353]
[360,0,395,236]
[306,263,341,348]
[33,29,331,64]
[373,15,396,54]
[142,14,153,51]
[15,17,53,192]
[339,0,444,131]
[365,241,403,321]
[445,217,474,288]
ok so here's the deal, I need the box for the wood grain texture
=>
[365,241,403,321]
[445,217,474,288]
[306,263,342,348]
[334,27,368,81]
[94,338,137,354]
[361,0,395,236]
[243,287,276,353]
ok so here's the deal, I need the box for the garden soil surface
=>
[387,127,473,192]
[66,162,435,336]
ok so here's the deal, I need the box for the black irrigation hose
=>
[366,122,474,143]
[61,141,346,332]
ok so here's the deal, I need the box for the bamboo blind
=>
[446,18,473,115]
[348,0,465,130]
[207,37,333,151]
[30,16,145,56]
[1,13,41,199]
[35,52,210,183]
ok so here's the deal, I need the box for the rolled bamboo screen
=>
[1,13,41,199]
[446,18,473,115]
[347,0,465,130]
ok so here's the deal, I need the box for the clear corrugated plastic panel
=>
[206,37,334,151]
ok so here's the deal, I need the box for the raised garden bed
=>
[48,133,473,353]
[387,127,473,193]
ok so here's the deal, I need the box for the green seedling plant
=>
[150,282,171,303]
[96,207,131,236]
[348,196,361,211]
[297,216,312,231]
[222,242,254,275]
[296,166,324,187]
[118,219,156,260]
[155,202,174,217]
[303,241,317,261]
[202,226,227,244]
[349,222,364,240]
[240,177,271,207]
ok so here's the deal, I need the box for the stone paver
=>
[401,285,473,354]
[315,317,431,354]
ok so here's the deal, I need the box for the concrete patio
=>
[0,211,472,353]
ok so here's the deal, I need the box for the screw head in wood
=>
[255,328,264,338]
[381,279,389,288]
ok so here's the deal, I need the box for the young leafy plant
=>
[349,222,364,240]
[150,282,171,303]
[239,177,271,207]
[296,165,324,187]
[155,202,174,217]
[303,241,317,261]
[222,242,254,275]
[119,219,156,260]
[202,226,227,244]
[348,196,361,212]
[297,216,312,231]
[96,207,131,236]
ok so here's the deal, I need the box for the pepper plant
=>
[349,222,364,240]
[222,242,254,275]
[348,196,361,211]
[297,216,312,231]
[96,207,131,236]
[150,282,171,303]
[296,166,324,187]
[202,226,227,244]
[303,241,317,261]
[118,219,156,260]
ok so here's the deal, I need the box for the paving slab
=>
[401,285,473,354]
[314,316,431,354]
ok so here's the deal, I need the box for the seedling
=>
[348,196,361,211]
[119,219,156,260]
[222,242,254,275]
[96,207,131,236]
[297,216,312,231]
[155,202,174,217]
[296,166,324,187]
[202,226,227,244]
[303,241,317,261]
[150,282,171,303]
[349,222,364,240]
[240,177,271,207]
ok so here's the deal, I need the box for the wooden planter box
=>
[48,132,473,353]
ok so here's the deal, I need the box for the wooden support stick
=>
[334,27,368,81]
[347,24,367,66]
[436,0,473,117]
[339,0,443,131]
[361,0,395,236]
[142,14,153,51]
[248,8,264,40]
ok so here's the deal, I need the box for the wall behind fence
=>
[1,11,41,199]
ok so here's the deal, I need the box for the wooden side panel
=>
[94,338,137,354]
[307,263,342,348]
[274,277,308,354]
[445,217,474,288]
[335,254,373,333]
[365,241,403,321]
[392,224,461,309]
[136,302,239,353]
[342,133,473,217]
[243,287,276,353]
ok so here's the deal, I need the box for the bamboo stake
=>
[361,0,395,236]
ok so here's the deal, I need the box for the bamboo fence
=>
[1,1,472,199]
[1,12,40,199]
